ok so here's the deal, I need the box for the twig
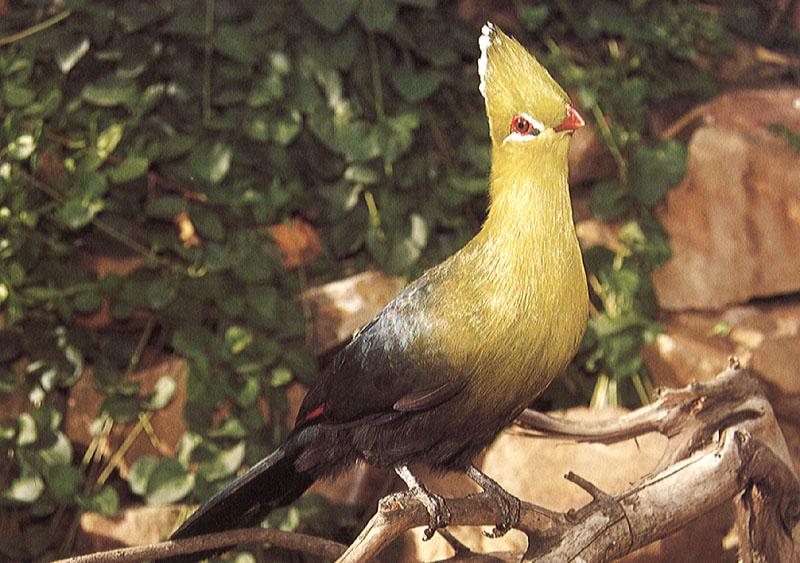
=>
[0,9,72,47]
[11,165,175,269]
[659,105,705,140]
[54,527,347,563]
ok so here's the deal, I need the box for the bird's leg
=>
[395,464,451,541]
[466,465,521,538]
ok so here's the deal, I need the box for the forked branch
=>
[60,364,800,562]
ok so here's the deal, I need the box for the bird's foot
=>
[481,486,520,538]
[466,465,521,538]
[409,486,452,541]
[395,464,451,541]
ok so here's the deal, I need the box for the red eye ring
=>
[510,115,538,136]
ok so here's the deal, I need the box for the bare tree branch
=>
[54,527,347,563]
[342,364,800,562]
[68,364,800,562]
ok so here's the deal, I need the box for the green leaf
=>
[78,485,119,516]
[628,140,688,206]
[96,124,124,159]
[390,68,443,103]
[245,114,271,142]
[358,0,397,31]
[590,178,631,220]
[273,111,302,146]
[215,24,258,65]
[3,82,35,108]
[519,5,550,31]
[7,134,36,160]
[281,347,317,384]
[301,0,359,32]
[54,35,91,74]
[245,285,279,325]
[137,83,166,115]
[344,164,380,184]
[145,458,195,505]
[17,413,37,446]
[146,376,176,410]
[398,0,436,6]
[269,366,292,387]
[145,196,184,219]
[587,1,640,39]
[448,175,486,194]
[232,375,261,407]
[73,287,102,313]
[248,75,283,107]
[55,198,103,230]
[225,326,253,354]
[189,207,224,240]
[145,277,178,310]
[24,87,62,118]
[171,326,215,358]
[45,464,83,503]
[189,142,232,184]
[100,394,140,423]
[208,417,248,439]
[109,156,149,183]
[3,472,44,504]
[197,442,245,481]
[150,135,196,162]
[128,456,158,496]
[82,76,138,107]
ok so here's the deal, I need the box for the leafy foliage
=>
[0,0,737,558]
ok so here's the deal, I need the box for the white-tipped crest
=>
[476,21,572,145]
[477,22,496,100]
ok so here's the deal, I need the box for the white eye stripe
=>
[503,131,539,144]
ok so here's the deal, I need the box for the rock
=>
[300,270,406,355]
[643,296,800,474]
[403,408,736,562]
[64,356,188,477]
[74,504,184,554]
[652,89,800,311]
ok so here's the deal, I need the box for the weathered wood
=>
[62,364,800,562]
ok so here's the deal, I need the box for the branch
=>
[344,364,800,562]
[337,492,561,563]
[55,527,347,563]
[71,365,800,562]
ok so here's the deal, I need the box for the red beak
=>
[553,105,585,133]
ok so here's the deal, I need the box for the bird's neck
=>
[478,154,576,270]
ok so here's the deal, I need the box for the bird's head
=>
[478,22,583,181]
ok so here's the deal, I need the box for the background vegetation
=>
[0,0,794,559]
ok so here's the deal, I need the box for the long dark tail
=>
[165,428,320,561]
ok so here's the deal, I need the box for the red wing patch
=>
[300,403,326,424]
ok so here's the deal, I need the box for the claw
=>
[395,464,451,541]
[410,487,451,540]
[483,492,520,538]
[466,465,521,538]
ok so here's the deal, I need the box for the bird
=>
[168,21,588,559]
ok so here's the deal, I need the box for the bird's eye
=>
[509,114,540,137]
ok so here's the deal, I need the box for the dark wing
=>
[296,276,465,427]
